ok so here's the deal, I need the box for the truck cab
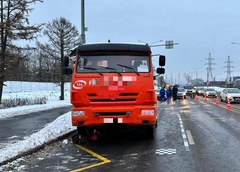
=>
[64,43,165,139]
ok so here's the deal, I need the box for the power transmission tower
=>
[206,53,215,83]
[224,56,233,82]
[178,73,180,85]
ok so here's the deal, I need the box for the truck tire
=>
[146,125,155,139]
[77,127,87,137]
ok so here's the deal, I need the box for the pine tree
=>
[0,0,44,103]
[37,17,80,100]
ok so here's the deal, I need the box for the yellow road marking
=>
[70,144,111,172]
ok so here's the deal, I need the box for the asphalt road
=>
[2,96,240,172]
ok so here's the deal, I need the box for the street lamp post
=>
[81,0,87,44]
[193,68,198,86]
[192,63,205,88]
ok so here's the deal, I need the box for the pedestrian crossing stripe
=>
[155,149,176,155]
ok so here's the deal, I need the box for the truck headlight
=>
[72,111,85,117]
[141,110,154,116]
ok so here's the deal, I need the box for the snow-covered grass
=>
[1,93,47,109]
[0,89,75,167]
[1,91,69,109]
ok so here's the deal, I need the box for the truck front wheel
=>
[77,127,87,137]
[145,125,155,139]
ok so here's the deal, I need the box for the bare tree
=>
[0,0,44,103]
[37,17,80,100]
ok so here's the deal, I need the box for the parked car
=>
[177,87,186,99]
[196,87,205,95]
[220,88,240,103]
[203,88,217,98]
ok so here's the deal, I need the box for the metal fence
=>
[3,81,71,93]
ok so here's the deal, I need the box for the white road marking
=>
[186,130,195,145]
[177,114,190,151]
[155,149,176,155]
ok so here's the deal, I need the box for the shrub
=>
[1,96,48,109]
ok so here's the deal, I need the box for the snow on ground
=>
[0,91,75,165]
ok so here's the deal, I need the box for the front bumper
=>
[71,105,158,127]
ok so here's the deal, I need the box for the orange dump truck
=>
[64,43,165,138]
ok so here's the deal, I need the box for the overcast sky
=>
[29,0,240,84]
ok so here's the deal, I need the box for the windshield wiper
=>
[117,64,140,76]
[83,67,103,76]
[98,66,122,76]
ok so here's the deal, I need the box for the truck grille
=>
[88,93,138,102]
[90,99,136,102]
[99,112,127,116]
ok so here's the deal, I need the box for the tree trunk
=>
[60,48,64,100]
[60,75,64,100]
[0,80,3,103]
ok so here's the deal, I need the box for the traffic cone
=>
[195,94,198,101]
[204,95,207,102]
[226,98,231,109]
[215,96,219,105]
[182,94,184,100]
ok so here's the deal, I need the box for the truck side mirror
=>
[156,67,165,74]
[159,55,166,66]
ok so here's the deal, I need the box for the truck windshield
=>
[76,54,150,74]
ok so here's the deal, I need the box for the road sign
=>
[165,41,174,49]
[150,40,179,49]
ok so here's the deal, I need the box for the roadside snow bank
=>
[0,112,76,164]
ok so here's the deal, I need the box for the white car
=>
[196,87,205,95]
[203,88,217,98]
[220,88,240,103]
[184,85,196,96]
[177,87,186,99]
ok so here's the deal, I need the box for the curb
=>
[0,130,76,166]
